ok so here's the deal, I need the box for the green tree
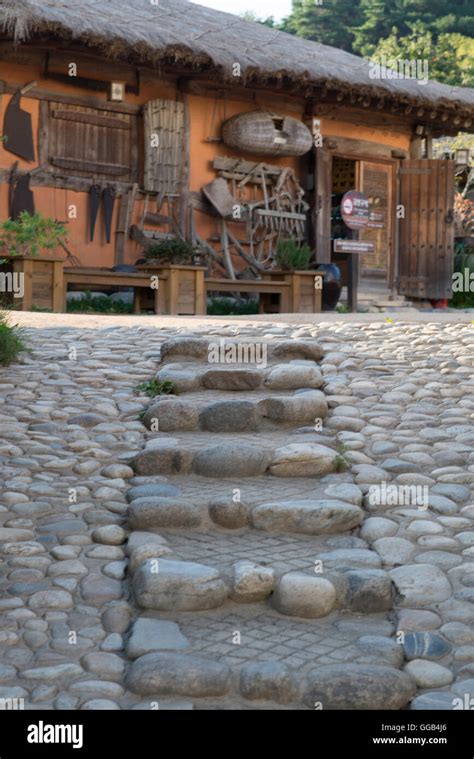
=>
[353,0,474,56]
[371,23,474,86]
[283,0,364,53]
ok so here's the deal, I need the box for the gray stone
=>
[127,484,181,502]
[324,483,363,506]
[273,573,336,618]
[82,653,125,680]
[432,484,471,503]
[201,368,262,391]
[28,590,73,610]
[81,700,120,710]
[404,660,453,688]
[304,664,416,710]
[126,619,190,659]
[133,559,227,611]
[374,537,415,566]
[92,526,126,546]
[0,527,35,542]
[269,443,337,477]
[403,632,452,660]
[271,341,324,362]
[144,400,199,432]
[252,500,363,535]
[129,498,203,529]
[126,653,230,697]
[410,691,457,710]
[192,445,271,478]
[360,517,398,542]
[80,574,122,602]
[264,364,323,390]
[335,568,394,613]
[160,337,209,362]
[67,413,105,427]
[200,401,258,433]
[102,602,132,634]
[208,498,250,529]
[21,663,83,682]
[229,561,275,603]
[131,446,193,476]
[397,609,441,632]
[390,564,452,607]
[239,662,296,704]
[356,636,404,667]
[258,392,328,424]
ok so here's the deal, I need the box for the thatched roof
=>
[1,0,473,119]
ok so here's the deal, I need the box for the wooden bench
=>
[205,278,291,313]
[64,268,165,314]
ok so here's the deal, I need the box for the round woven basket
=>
[222,111,313,157]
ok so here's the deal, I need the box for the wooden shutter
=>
[398,160,454,299]
[48,103,135,181]
[143,99,185,195]
[314,147,332,263]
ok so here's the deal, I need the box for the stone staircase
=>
[122,336,416,709]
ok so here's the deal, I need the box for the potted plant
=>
[0,212,67,311]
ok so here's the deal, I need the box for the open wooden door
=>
[398,159,455,299]
[314,147,332,263]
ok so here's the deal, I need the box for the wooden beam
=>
[322,136,398,161]
[1,81,141,114]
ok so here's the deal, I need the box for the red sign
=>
[341,190,370,230]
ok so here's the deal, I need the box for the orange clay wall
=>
[0,59,411,269]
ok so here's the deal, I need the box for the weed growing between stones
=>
[134,379,176,398]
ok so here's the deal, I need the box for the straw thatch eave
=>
[0,0,473,127]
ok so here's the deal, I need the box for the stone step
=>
[125,652,416,709]
[159,337,324,368]
[142,392,328,433]
[129,550,393,616]
[130,440,342,478]
[156,361,325,395]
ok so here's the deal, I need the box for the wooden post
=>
[52,261,64,313]
[194,268,206,315]
[347,254,359,313]
[168,267,179,314]
[21,259,33,311]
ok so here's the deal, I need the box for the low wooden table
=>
[205,277,291,313]
[63,268,165,314]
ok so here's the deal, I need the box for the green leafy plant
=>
[144,238,195,264]
[134,378,176,397]
[207,296,259,315]
[450,242,474,309]
[67,292,133,314]
[274,239,312,271]
[0,212,66,258]
[0,311,26,365]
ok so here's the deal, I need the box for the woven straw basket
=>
[222,111,313,157]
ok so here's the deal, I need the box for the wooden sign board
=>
[334,239,375,254]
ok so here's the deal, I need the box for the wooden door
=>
[314,147,332,263]
[398,159,455,299]
[358,161,394,279]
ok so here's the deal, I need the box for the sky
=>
[191,0,292,21]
